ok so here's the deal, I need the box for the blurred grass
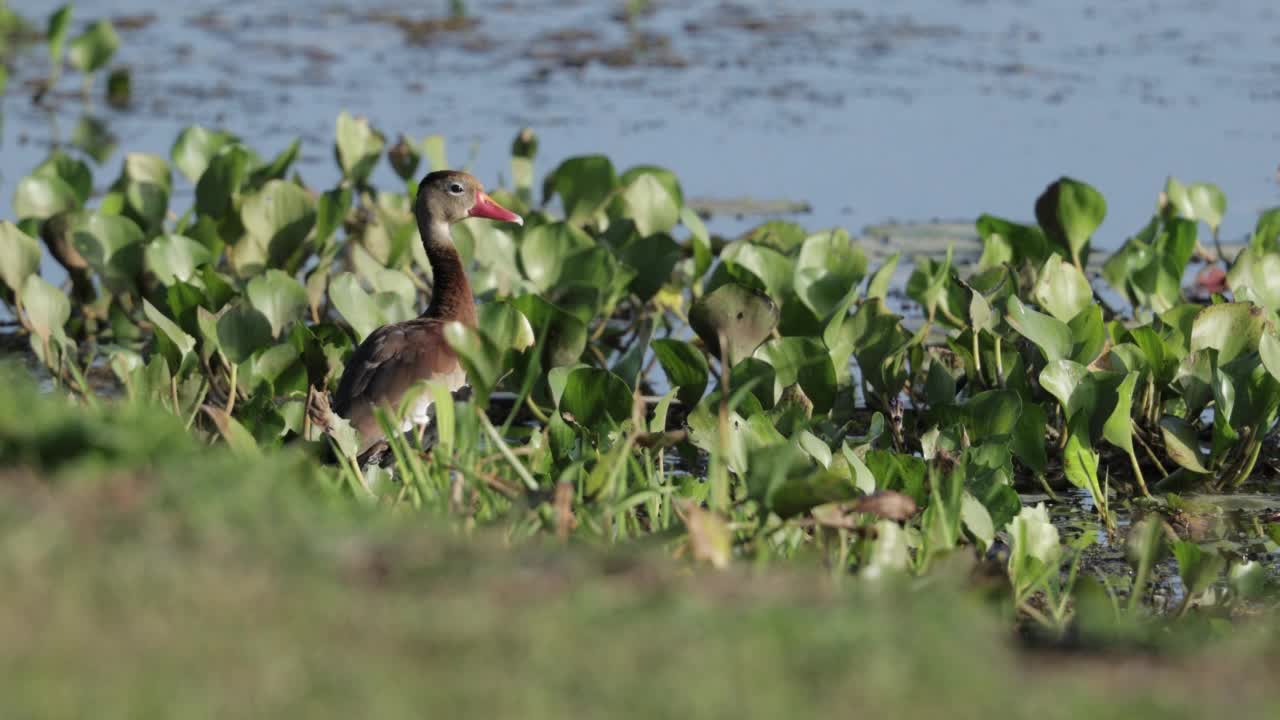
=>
[1,367,1279,719]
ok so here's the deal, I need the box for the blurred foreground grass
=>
[1,369,1278,719]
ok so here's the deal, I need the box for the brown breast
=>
[332,318,465,457]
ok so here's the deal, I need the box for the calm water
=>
[3,0,1279,249]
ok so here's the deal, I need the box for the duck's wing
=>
[332,318,465,457]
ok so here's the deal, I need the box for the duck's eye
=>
[447,182,465,195]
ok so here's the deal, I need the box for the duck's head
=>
[415,170,523,227]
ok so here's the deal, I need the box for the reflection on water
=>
[2,0,1279,252]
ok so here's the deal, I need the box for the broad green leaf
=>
[1159,416,1209,473]
[1189,302,1264,364]
[652,338,709,407]
[1035,177,1106,266]
[689,282,779,366]
[443,323,504,407]
[46,6,72,76]
[0,221,41,296]
[519,221,594,291]
[335,111,386,184]
[247,269,308,338]
[621,172,680,236]
[195,144,251,218]
[475,302,535,351]
[21,275,70,343]
[71,212,145,292]
[617,232,682,301]
[142,298,196,358]
[216,304,273,364]
[329,272,387,342]
[1031,254,1092,323]
[67,19,119,73]
[145,234,211,285]
[509,294,588,368]
[33,150,92,205]
[1006,295,1071,362]
[1171,540,1226,600]
[561,367,633,431]
[542,155,618,227]
[1260,331,1280,384]
[865,252,900,302]
[1101,372,1140,454]
[172,125,235,184]
[754,337,837,415]
[794,229,867,320]
[13,176,78,221]
[961,492,995,551]
[239,179,317,270]
[964,389,1021,441]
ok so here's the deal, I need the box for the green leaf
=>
[1171,540,1225,600]
[1031,254,1092,323]
[443,322,504,407]
[329,272,387,342]
[754,337,837,416]
[21,275,70,343]
[1101,372,1140,454]
[519,221,594,291]
[195,144,251,217]
[977,214,1049,269]
[34,150,92,205]
[1189,302,1264,364]
[13,176,78,221]
[621,172,680,236]
[1006,295,1071,362]
[142,299,196,359]
[216,304,274,365]
[238,179,317,270]
[475,303,535,351]
[171,125,235,184]
[616,232,682,301]
[1035,177,1106,267]
[560,367,633,431]
[0,221,42,296]
[794,229,867,320]
[67,19,119,74]
[964,389,1022,442]
[1159,416,1209,474]
[961,492,995,551]
[121,152,172,230]
[71,212,145,292]
[542,155,618,227]
[746,443,856,518]
[1260,331,1280,384]
[145,234,212,285]
[508,294,588,369]
[335,111,386,184]
[247,269,308,338]
[865,252,900,302]
[46,6,72,74]
[652,338,708,407]
[688,282,779,366]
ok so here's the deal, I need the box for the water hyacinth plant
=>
[1,104,1279,641]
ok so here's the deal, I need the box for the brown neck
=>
[420,217,477,327]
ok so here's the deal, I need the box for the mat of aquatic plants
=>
[2,9,1280,644]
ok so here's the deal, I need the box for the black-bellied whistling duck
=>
[331,170,522,465]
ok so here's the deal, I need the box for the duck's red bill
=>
[469,191,523,225]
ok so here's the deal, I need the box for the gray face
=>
[416,170,481,225]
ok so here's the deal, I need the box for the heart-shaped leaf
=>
[1006,295,1071,362]
[67,19,119,73]
[621,172,680,236]
[0,221,42,296]
[689,282,779,366]
[335,112,386,184]
[542,155,618,227]
[754,336,837,415]
[1190,302,1264,364]
[172,125,236,184]
[560,367,633,431]
[794,229,867,320]
[329,272,388,342]
[216,304,273,364]
[1035,177,1106,267]
[1159,416,1209,473]
[239,179,317,270]
[652,338,708,407]
[247,269,308,338]
[13,176,79,221]
[21,275,70,343]
[1032,254,1092,323]
[70,212,145,292]
[145,234,212,285]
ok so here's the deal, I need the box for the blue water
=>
[3,0,1279,249]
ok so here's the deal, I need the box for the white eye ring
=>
[447,182,465,195]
